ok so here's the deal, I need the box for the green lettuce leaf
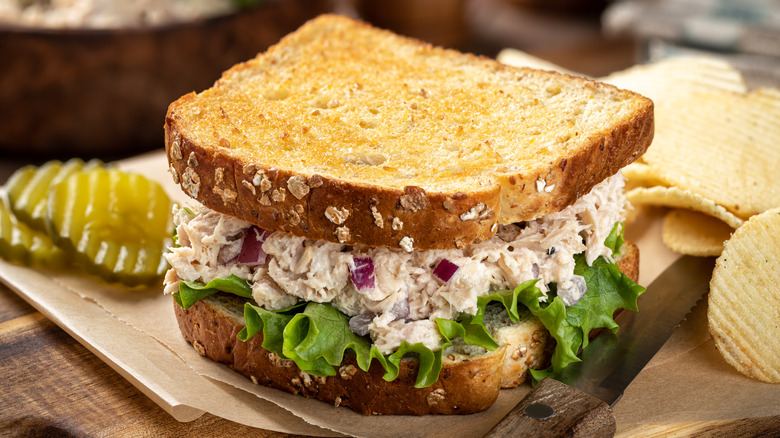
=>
[237,302,305,356]
[280,303,384,377]
[436,279,540,351]
[528,223,645,383]
[174,274,252,309]
[604,222,626,256]
[386,341,441,388]
[239,301,454,387]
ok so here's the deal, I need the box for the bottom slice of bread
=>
[173,242,639,415]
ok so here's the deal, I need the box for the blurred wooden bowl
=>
[0,0,331,159]
[354,0,467,49]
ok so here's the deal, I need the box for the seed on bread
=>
[443,197,457,213]
[289,210,301,226]
[426,389,446,407]
[400,186,430,212]
[454,237,470,249]
[325,206,350,225]
[242,163,257,175]
[267,352,287,368]
[339,364,357,380]
[459,203,488,221]
[186,152,198,168]
[254,171,271,192]
[511,346,527,361]
[213,185,237,205]
[271,188,286,203]
[371,206,384,228]
[336,226,350,243]
[307,174,324,188]
[287,175,310,199]
[300,371,315,389]
[182,167,200,198]
[192,340,206,357]
[241,179,256,195]
[169,165,180,184]
[214,168,225,184]
[170,139,182,160]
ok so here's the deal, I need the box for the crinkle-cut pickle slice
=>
[6,158,101,232]
[47,167,173,285]
[0,195,67,268]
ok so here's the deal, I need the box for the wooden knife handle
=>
[484,378,616,438]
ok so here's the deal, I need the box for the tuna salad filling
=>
[165,172,628,355]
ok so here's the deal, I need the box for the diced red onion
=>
[557,275,588,306]
[237,226,271,266]
[350,257,376,293]
[433,258,459,283]
[390,298,410,321]
[349,311,377,337]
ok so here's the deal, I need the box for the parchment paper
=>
[1,149,778,436]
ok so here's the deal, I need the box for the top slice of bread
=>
[165,14,654,250]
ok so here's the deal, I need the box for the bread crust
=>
[175,294,505,415]
[165,127,500,250]
[173,241,639,415]
[164,14,654,250]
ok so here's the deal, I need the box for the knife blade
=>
[485,255,716,438]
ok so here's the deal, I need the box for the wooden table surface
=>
[0,280,303,437]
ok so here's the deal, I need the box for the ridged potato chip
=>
[603,56,747,106]
[497,48,581,77]
[622,162,669,191]
[642,88,780,219]
[708,207,780,383]
[662,209,733,256]
[627,186,744,229]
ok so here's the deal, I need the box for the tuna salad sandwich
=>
[163,14,653,415]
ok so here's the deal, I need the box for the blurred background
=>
[2,0,778,178]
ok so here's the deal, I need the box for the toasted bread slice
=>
[174,241,639,415]
[165,14,653,250]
